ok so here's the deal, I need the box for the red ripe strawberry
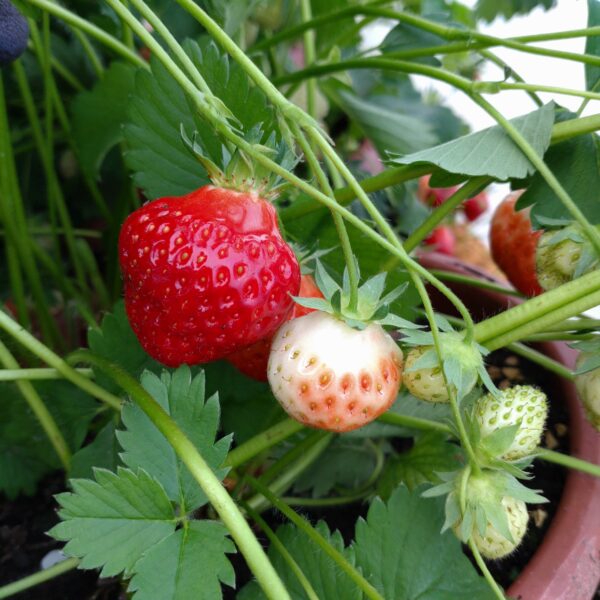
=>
[119,186,300,367]
[226,274,324,381]
[418,175,458,207]
[268,311,403,432]
[463,192,488,221]
[490,193,543,296]
[424,226,455,256]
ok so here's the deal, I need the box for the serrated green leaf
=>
[124,40,276,199]
[239,522,361,600]
[353,487,495,599]
[517,122,600,226]
[70,421,121,479]
[118,367,231,512]
[475,0,555,22]
[377,433,462,497]
[49,468,176,577]
[389,103,555,180]
[88,301,161,395]
[0,381,97,498]
[128,520,236,599]
[71,62,136,180]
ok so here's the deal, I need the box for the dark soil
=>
[0,349,571,599]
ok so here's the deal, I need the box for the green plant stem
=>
[224,419,304,468]
[403,177,491,252]
[12,60,89,296]
[27,0,147,68]
[72,27,104,76]
[128,0,221,102]
[243,503,320,600]
[0,227,102,239]
[246,476,384,600]
[377,411,453,434]
[0,71,59,346]
[251,5,600,53]
[544,317,600,331]
[474,270,600,348]
[479,48,543,107]
[539,449,600,478]
[468,539,506,600]
[508,343,574,380]
[427,270,524,298]
[255,430,329,489]
[300,0,317,119]
[246,433,333,512]
[0,310,121,410]
[280,113,600,224]
[0,558,80,600]
[0,367,94,381]
[477,80,600,101]
[69,350,291,600]
[282,492,370,507]
[423,310,575,381]
[0,339,71,469]
[292,124,359,310]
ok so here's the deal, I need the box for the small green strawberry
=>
[432,469,541,561]
[536,225,599,291]
[475,385,547,460]
[404,346,449,403]
[402,328,492,403]
[574,353,600,431]
[470,495,529,559]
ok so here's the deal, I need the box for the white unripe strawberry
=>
[475,385,547,460]
[267,311,403,432]
[471,496,529,559]
[574,353,600,431]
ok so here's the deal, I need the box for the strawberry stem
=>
[468,539,506,600]
[246,476,385,600]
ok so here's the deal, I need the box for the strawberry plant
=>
[3,0,600,599]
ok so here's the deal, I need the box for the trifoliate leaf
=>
[128,521,236,599]
[118,367,232,513]
[49,468,176,577]
[352,486,495,599]
[377,433,463,497]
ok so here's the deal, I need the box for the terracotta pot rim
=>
[418,252,600,600]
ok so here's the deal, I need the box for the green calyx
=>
[292,260,419,331]
[181,125,297,199]
[424,467,546,544]
[401,316,496,400]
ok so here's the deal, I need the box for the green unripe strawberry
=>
[574,353,600,431]
[404,346,449,403]
[403,333,484,403]
[475,385,547,460]
[471,496,529,559]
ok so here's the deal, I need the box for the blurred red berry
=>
[417,175,458,207]
[424,227,456,256]
[463,193,488,221]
